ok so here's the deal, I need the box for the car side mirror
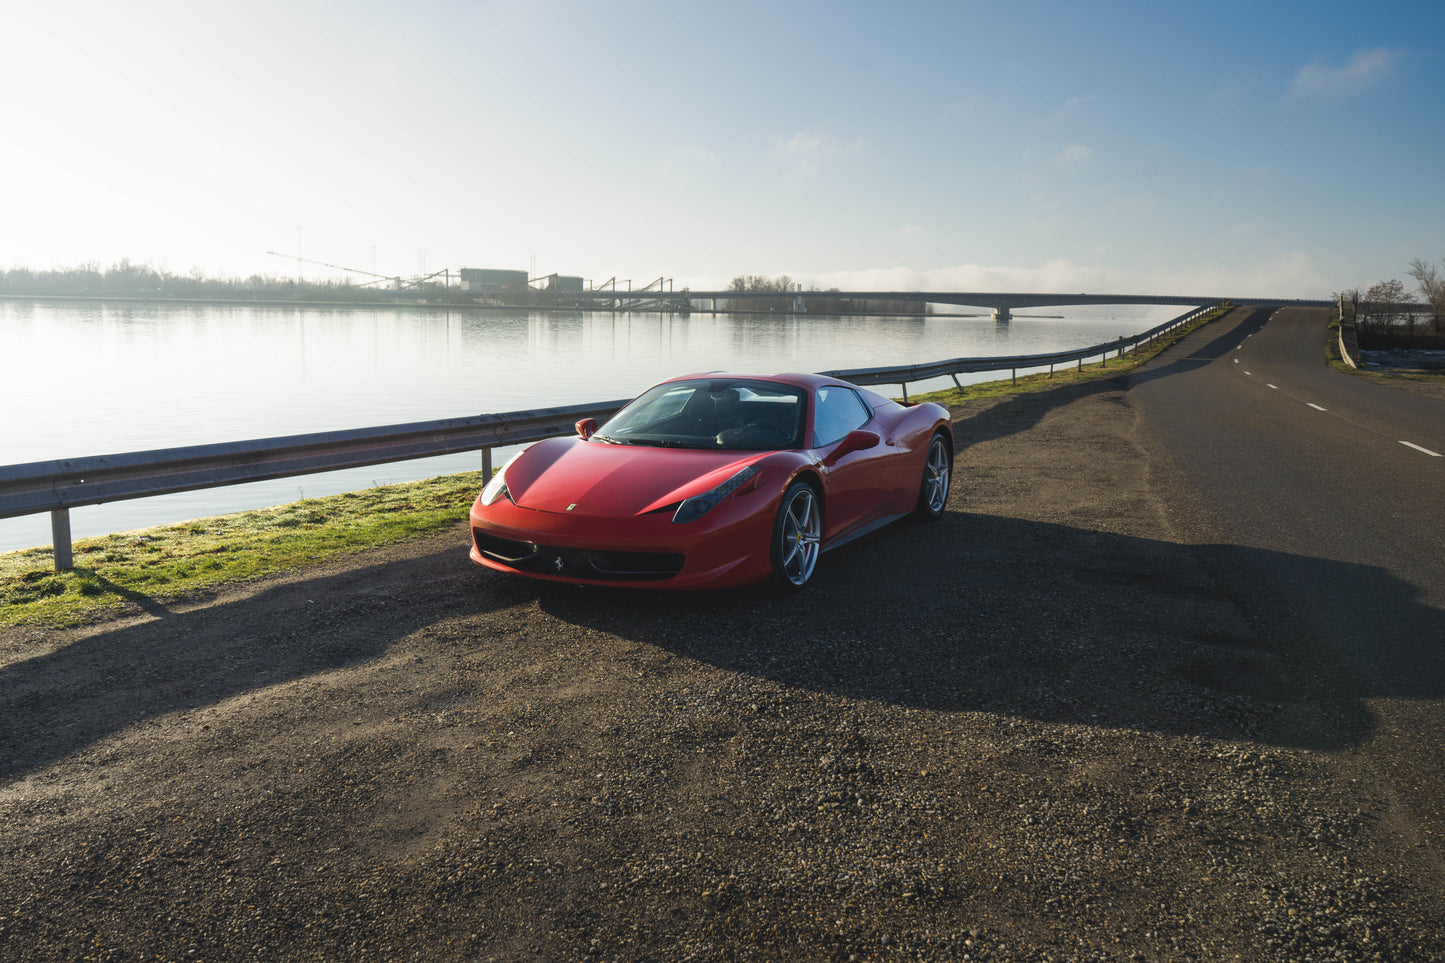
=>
[575,418,599,440]
[823,428,880,465]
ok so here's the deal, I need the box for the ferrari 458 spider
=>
[468,372,952,590]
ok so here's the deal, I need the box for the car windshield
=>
[597,379,806,451]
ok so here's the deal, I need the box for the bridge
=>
[674,290,1338,322]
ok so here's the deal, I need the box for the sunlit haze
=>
[3,0,1442,297]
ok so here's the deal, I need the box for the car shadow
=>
[0,544,514,782]
[535,511,1441,752]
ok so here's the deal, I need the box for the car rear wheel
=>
[770,480,821,589]
[915,432,951,517]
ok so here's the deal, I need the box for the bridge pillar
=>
[992,306,1012,323]
[793,295,806,314]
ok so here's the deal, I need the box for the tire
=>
[915,432,952,518]
[770,480,821,590]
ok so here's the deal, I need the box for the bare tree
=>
[1335,288,1361,322]
[728,274,796,312]
[729,275,795,293]
[1408,257,1445,334]
[1361,279,1410,336]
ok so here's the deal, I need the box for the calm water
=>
[0,300,1179,552]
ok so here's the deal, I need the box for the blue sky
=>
[3,0,1441,298]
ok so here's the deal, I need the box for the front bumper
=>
[467,491,777,590]
[473,530,686,581]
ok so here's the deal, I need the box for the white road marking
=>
[1307,403,1327,411]
[1233,358,1239,364]
[1267,384,1279,389]
[1244,371,1252,376]
[1400,441,1443,457]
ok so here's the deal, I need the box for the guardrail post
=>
[51,508,73,572]
[482,447,493,478]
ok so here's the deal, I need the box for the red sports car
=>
[468,372,953,590]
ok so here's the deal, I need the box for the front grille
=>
[473,531,538,563]
[474,530,684,582]
[585,550,686,578]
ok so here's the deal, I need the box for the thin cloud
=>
[770,132,860,176]
[941,96,981,122]
[1048,95,1099,121]
[1291,48,1397,97]
[1055,143,1094,165]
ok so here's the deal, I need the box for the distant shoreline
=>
[0,293,978,318]
[0,293,527,311]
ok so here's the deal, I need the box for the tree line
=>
[1340,257,1445,349]
[0,260,452,303]
[728,275,927,316]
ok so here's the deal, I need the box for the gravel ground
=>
[2,375,1443,962]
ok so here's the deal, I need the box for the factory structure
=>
[457,268,584,298]
[265,249,685,309]
[457,267,689,311]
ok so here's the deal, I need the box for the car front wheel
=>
[770,480,821,589]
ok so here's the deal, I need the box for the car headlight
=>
[672,466,760,525]
[479,460,514,506]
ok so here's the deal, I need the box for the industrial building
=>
[458,268,529,297]
[538,274,585,294]
[458,268,589,299]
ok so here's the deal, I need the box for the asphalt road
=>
[1130,306,1445,872]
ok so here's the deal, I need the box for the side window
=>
[812,386,871,448]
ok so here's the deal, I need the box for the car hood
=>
[504,437,769,517]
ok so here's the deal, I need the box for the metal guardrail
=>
[822,303,1221,400]
[1,400,629,570]
[2,303,1223,570]
[1337,306,1361,369]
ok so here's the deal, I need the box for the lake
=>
[0,299,1182,553]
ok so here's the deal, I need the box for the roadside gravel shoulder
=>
[2,375,1443,962]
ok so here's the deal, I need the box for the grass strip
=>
[0,472,486,628]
